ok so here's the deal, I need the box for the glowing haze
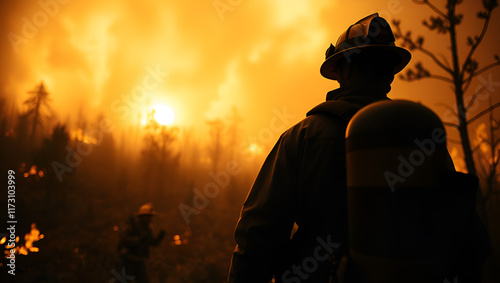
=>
[153,104,175,126]
[1,0,499,154]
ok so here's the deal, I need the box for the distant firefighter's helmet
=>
[138,203,156,216]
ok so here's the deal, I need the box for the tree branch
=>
[468,102,500,124]
[463,61,500,89]
[462,66,480,94]
[391,19,452,74]
[447,138,462,144]
[461,10,493,78]
[436,102,458,116]
[493,151,500,167]
[418,46,454,74]
[443,122,459,128]
[472,140,486,153]
[438,52,452,69]
[466,83,489,111]
[428,75,454,83]
[413,0,448,19]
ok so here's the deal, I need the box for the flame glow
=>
[21,163,45,179]
[0,1,497,167]
[153,104,175,126]
[3,223,44,258]
[29,165,37,175]
[248,143,263,155]
[172,232,189,246]
[70,129,99,144]
[173,234,182,246]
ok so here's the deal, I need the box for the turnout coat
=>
[229,87,390,283]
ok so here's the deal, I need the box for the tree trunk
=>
[448,1,477,175]
[457,109,477,175]
[448,1,489,224]
[30,90,41,143]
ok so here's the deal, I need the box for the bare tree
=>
[34,123,70,204]
[141,109,179,196]
[392,0,500,177]
[207,119,225,172]
[474,96,500,216]
[392,0,500,229]
[227,106,243,162]
[20,82,52,148]
[157,123,180,197]
[141,110,161,193]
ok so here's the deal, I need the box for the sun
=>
[153,104,175,125]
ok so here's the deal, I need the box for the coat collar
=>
[325,87,390,107]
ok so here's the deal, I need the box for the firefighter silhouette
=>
[229,13,489,283]
[229,13,413,283]
[117,203,165,283]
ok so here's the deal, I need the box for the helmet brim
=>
[320,45,411,80]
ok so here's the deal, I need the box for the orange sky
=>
[1,0,499,163]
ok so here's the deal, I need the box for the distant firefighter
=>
[117,203,165,283]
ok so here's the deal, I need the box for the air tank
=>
[345,100,456,282]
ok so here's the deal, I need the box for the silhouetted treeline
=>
[0,83,260,282]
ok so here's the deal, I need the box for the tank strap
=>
[306,100,360,123]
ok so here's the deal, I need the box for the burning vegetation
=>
[2,223,44,259]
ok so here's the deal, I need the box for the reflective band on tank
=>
[346,129,447,152]
[346,148,451,188]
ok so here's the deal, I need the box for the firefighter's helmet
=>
[320,13,411,80]
[138,203,156,216]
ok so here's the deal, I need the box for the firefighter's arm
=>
[150,229,166,246]
[228,133,298,283]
